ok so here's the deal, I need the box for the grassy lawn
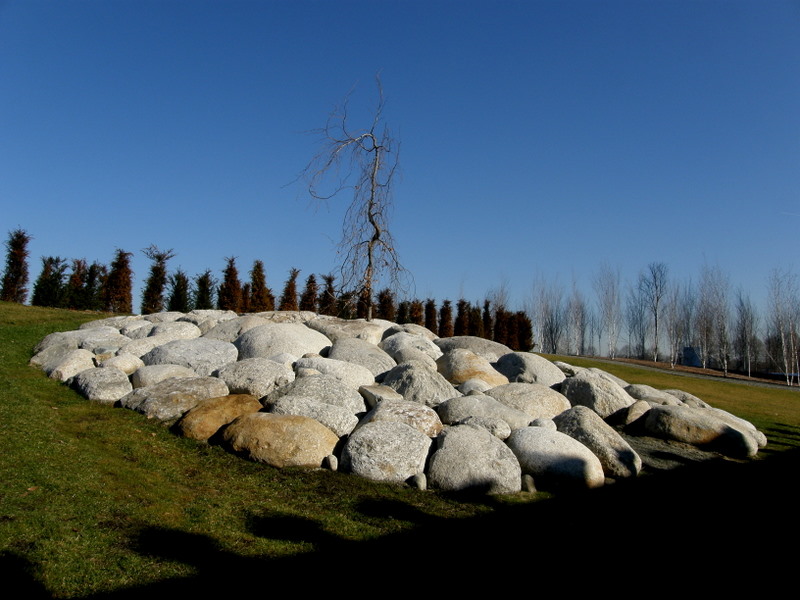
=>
[2,302,799,595]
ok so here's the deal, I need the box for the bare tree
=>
[301,76,409,320]
[566,282,588,356]
[766,267,799,385]
[638,262,669,362]
[663,281,684,368]
[625,284,650,359]
[734,289,759,378]
[592,263,622,359]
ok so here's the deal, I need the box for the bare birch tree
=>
[301,76,408,320]
[593,263,622,359]
[767,267,799,385]
[734,289,759,378]
[638,262,668,362]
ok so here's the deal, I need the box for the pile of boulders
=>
[30,309,767,494]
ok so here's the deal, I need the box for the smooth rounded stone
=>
[131,364,198,388]
[214,358,295,398]
[78,315,142,331]
[70,366,133,403]
[493,352,567,387]
[306,316,394,345]
[409,473,426,490]
[506,427,605,490]
[293,356,375,389]
[381,323,438,341]
[521,474,537,493]
[175,394,263,441]
[391,347,438,370]
[203,315,270,342]
[436,394,531,430]
[119,334,177,358]
[663,389,711,408]
[148,321,202,341]
[141,338,238,377]
[119,376,230,424]
[263,374,367,414]
[143,311,185,323]
[485,382,571,421]
[187,309,238,322]
[357,398,443,437]
[249,310,317,324]
[380,362,460,408]
[34,327,130,355]
[433,336,512,363]
[379,332,443,362]
[47,349,96,382]
[222,412,339,468]
[553,361,583,377]
[324,454,338,471]
[617,400,652,427]
[428,425,521,494]
[553,405,642,479]
[436,348,509,387]
[359,384,405,409]
[587,368,629,388]
[99,353,144,375]
[120,320,155,339]
[340,421,431,484]
[30,342,83,372]
[457,378,493,395]
[625,384,681,405]
[328,337,397,377]
[530,417,557,430]
[709,407,767,448]
[560,370,636,418]
[643,404,759,458]
[270,395,359,437]
[456,415,512,440]
[234,323,331,360]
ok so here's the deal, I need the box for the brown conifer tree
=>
[468,304,484,337]
[482,300,494,340]
[63,258,87,310]
[515,311,534,351]
[424,299,438,334]
[409,299,424,325]
[439,300,454,338]
[167,269,192,313]
[376,288,396,321]
[240,283,251,313]
[318,274,337,316]
[31,256,67,307]
[454,300,470,336]
[396,300,411,324]
[102,249,133,313]
[299,274,319,312]
[217,257,242,312]
[278,268,300,311]
[0,228,32,303]
[140,245,176,315]
[194,270,216,310]
[249,260,274,312]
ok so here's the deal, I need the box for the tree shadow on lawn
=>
[48,447,797,597]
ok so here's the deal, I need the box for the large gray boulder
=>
[293,356,375,389]
[148,321,202,341]
[506,426,605,490]
[70,367,133,404]
[663,389,711,408]
[222,412,338,468]
[203,315,270,342]
[34,326,130,355]
[644,405,759,458]
[141,338,238,377]
[485,382,571,421]
[131,364,197,388]
[433,336,512,363]
[234,323,331,360]
[436,348,509,387]
[493,352,566,387]
[427,425,521,494]
[99,353,144,376]
[625,384,681,405]
[357,398,443,437]
[436,394,531,431]
[327,337,396,377]
[119,376,230,424]
[381,362,460,408]
[553,405,641,479]
[306,316,393,345]
[340,421,431,484]
[269,396,359,437]
[560,370,636,418]
[263,374,367,414]
[379,332,443,362]
[214,358,295,398]
[47,349,96,382]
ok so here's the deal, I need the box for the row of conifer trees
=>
[3,231,533,351]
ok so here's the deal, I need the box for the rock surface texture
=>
[31,310,768,495]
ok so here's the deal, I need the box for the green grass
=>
[2,302,799,595]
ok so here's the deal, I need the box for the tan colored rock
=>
[175,394,263,441]
[222,412,339,468]
[436,348,509,387]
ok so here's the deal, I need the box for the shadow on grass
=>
[46,447,797,597]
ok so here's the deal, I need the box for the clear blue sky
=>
[2,0,798,312]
